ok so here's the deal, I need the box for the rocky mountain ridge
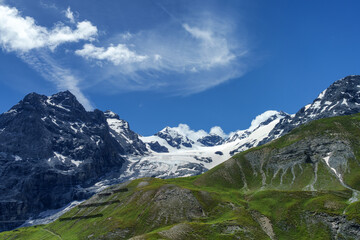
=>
[1,75,360,232]
[0,91,144,231]
[3,112,360,239]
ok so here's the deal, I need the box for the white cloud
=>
[75,43,148,65]
[65,7,75,23]
[0,4,97,53]
[171,124,208,141]
[74,13,249,95]
[170,124,228,141]
[210,126,228,138]
[120,32,132,40]
[0,3,96,110]
[47,21,97,50]
[182,23,236,68]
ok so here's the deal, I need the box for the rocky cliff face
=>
[0,91,145,231]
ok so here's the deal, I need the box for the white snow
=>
[70,124,78,133]
[323,152,360,203]
[156,124,229,143]
[248,110,280,131]
[323,152,342,180]
[107,118,129,134]
[310,100,321,110]
[341,98,348,106]
[75,145,84,151]
[328,102,338,111]
[46,97,70,112]
[105,110,118,118]
[4,109,17,114]
[71,160,82,167]
[317,89,327,99]
[304,104,311,111]
[137,110,287,178]
[20,200,83,228]
[54,152,66,163]
[50,117,59,126]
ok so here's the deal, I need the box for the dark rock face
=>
[305,212,360,239]
[262,75,360,144]
[147,141,169,153]
[0,91,145,232]
[197,134,223,146]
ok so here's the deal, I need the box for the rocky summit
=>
[0,91,145,231]
[262,75,360,144]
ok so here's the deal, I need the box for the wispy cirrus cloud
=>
[20,51,93,109]
[73,8,249,95]
[65,7,75,23]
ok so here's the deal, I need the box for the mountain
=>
[125,75,360,181]
[120,110,289,181]
[3,113,360,239]
[0,91,146,231]
[261,75,360,145]
[1,75,360,232]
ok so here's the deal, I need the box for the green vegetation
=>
[2,113,360,239]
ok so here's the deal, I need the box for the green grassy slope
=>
[2,114,360,239]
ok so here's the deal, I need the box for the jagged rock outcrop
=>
[0,91,145,231]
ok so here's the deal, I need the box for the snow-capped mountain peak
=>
[263,75,360,144]
[227,110,289,143]
[248,110,285,131]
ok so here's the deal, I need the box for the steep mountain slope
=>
[0,91,145,231]
[262,75,360,144]
[3,113,360,239]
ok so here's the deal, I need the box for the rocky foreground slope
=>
[2,113,360,239]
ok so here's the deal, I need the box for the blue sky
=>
[0,0,359,135]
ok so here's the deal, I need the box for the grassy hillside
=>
[2,114,360,239]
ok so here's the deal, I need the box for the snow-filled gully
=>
[323,152,359,204]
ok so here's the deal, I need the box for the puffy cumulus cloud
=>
[170,124,228,141]
[209,126,228,138]
[75,43,148,65]
[172,124,208,141]
[0,4,97,53]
